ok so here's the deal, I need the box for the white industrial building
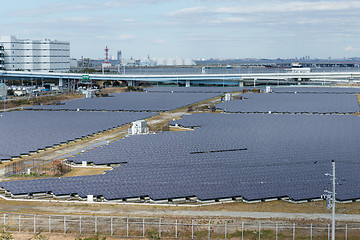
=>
[0,36,70,72]
[156,58,194,66]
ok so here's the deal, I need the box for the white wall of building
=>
[0,36,70,72]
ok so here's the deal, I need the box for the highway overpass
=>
[1,70,360,87]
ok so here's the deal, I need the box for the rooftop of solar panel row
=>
[3,113,360,202]
[0,111,156,160]
[26,91,221,111]
[271,86,360,94]
[216,93,360,113]
[144,86,248,93]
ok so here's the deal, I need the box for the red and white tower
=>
[104,46,110,63]
[102,46,111,71]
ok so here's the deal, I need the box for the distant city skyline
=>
[1,0,360,60]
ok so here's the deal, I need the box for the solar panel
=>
[272,86,360,94]
[216,93,360,113]
[0,111,156,160]
[2,113,360,202]
[27,92,221,111]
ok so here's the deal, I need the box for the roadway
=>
[1,70,360,86]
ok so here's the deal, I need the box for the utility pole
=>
[324,160,336,240]
[331,160,335,240]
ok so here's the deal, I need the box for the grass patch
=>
[62,167,112,177]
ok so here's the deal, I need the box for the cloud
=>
[9,2,100,17]
[115,34,137,40]
[153,39,166,43]
[168,1,360,16]
[345,46,360,51]
[96,34,137,41]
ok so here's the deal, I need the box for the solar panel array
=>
[271,86,360,94]
[0,111,156,160]
[3,113,360,201]
[145,86,247,93]
[216,93,360,113]
[27,92,220,111]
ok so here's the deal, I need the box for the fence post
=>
[259,222,261,240]
[34,215,36,233]
[79,216,82,235]
[159,218,161,238]
[49,216,51,233]
[345,224,348,240]
[225,221,227,240]
[64,216,66,234]
[3,213,5,232]
[191,220,194,239]
[328,224,330,240]
[142,218,145,238]
[208,220,211,240]
[111,217,113,236]
[175,219,178,239]
[18,215,20,232]
[310,223,312,240]
[276,223,278,240]
[126,217,129,237]
[293,223,295,240]
[95,216,97,234]
[242,222,244,240]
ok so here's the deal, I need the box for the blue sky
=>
[1,0,360,60]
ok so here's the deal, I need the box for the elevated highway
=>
[1,70,360,87]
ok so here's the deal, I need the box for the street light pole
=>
[331,160,335,240]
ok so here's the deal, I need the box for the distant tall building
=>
[117,51,122,65]
[0,36,70,72]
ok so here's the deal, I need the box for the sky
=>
[1,0,360,60]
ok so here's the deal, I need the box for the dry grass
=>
[169,126,193,132]
[98,86,127,94]
[4,92,83,109]
[62,167,112,177]
[1,197,360,217]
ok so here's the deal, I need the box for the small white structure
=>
[83,89,96,98]
[129,120,149,135]
[82,161,87,167]
[224,93,232,101]
[87,195,94,202]
[265,86,272,93]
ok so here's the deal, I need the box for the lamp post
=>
[2,95,5,112]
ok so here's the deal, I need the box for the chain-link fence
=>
[1,212,360,239]
[4,158,71,178]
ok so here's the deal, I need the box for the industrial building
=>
[0,36,70,72]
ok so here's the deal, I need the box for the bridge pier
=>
[349,77,354,85]
[185,80,191,88]
[128,80,134,87]
[253,78,257,87]
[239,81,244,87]
[298,78,302,85]
[59,78,63,89]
